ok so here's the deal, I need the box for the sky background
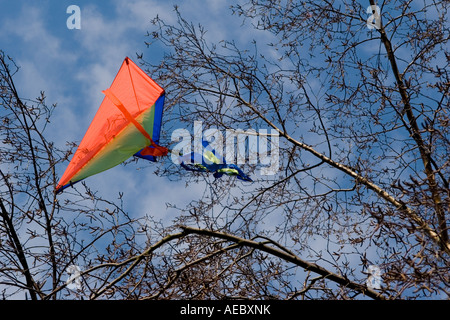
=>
[2,0,447,299]
[0,0,381,299]
[0,0,268,224]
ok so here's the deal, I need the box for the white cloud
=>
[1,5,76,95]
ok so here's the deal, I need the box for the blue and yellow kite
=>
[179,140,253,182]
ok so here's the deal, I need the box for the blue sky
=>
[2,0,446,299]
[0,0,396,279]
[0,0,268,223]
[0,0,272,298]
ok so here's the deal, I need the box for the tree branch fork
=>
[64,226,387,300]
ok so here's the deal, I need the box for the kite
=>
[179,140,253,182]
[56,57,252,193]
[56,57,168,194]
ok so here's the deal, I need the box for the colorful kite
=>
[56,57,252,193]
[56,57,168,194]
[179,140,253,182]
